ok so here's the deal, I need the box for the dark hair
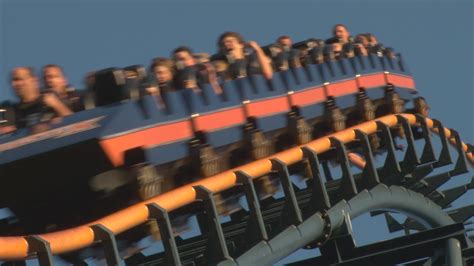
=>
[332,24,348,35]
[11,66,36,79]
[150,57,175,74]
[354,34,369,43]
[365,33,378,44]
[217,31,245,53]
[172,46,193,55]
[42,64,66,80]
[365,33,374,39]
[42,64,63,72]
[277,35,291,42]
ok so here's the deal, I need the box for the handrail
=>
[0,113,472,260]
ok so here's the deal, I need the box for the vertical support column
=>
[448,129,468,176]
[26,235,53,266]
[330,137,357,199]
[193,185,234,264]
[355,130,380,189]
[301,147,331,213]
[147,203,181,266]
[377,121,401,181]
[432,119,453,167]
[396,115,420,172]
[415,115,436,164]
[270,159,303,227]
[235,171,268,252]
[444,238,463,266]
[90,224,121,266]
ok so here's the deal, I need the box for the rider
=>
[10,66,72,130]
[42,64,84,112]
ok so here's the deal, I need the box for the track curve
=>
[235,184,461,266]
[0,113,472,261]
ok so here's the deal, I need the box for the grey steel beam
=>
[193,185,235,265]
[90,224,121,266]
[355,129,380,189]
[271,159,303,227]
[301,147,331,213]
[235,184,462,266]
[26,235,53,266]
[235,170,268,251]
[147,203,181,266]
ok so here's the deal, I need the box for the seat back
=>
[93,68,127,106]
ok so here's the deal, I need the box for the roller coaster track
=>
[0,113,473,265]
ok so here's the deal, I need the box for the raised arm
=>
[202,63,223,95]
[248,41,273,80]
[43,93,73,117]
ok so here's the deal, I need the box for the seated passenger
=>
[10,67,72,129]
[211,31,273,80]
[354,34,369,47]
[172,46,222,94]
[322,45,338,62]
[263,43,285,70]
[366,33,378,46]
[147,57,176,97]
[365,33,384,56]
[275,35,301,69]
[326,24,353,45]
[331,42,343,60]
[353,34,369,56]
[193,52,211,64]
[304,39,325,64]
[42,64,83,112]
[383,47,397,59]
[292,38,323,65]
[212,59,230,80]
[341,43,356,58]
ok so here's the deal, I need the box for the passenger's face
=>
[154,66,173,84]
[278,38,292,48]
[43,67,67,91]
[222,36,243,52]
[334,26,349,42]
[332,43,343,59]
[174,51,195,67]
[369,36,378,46]
[11,68,39,100]
[356,36,369,47]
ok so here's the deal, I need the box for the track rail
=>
[235,184,461,266]
[0,113,472,261]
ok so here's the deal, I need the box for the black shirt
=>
[13,97,52,128]
[226,52,261,79]
[174,65,208,90]
[44,87,83,112]
[158,80,176,94]
[63,89,83,112]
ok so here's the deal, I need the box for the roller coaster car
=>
[0,52,424,234]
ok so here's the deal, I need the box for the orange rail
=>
[0,114,472,260]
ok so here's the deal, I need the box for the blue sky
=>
[0,0,473,264]
[1,0,472,142]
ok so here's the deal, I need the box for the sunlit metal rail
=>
[0,113,472,264]
[127,113,474,265]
